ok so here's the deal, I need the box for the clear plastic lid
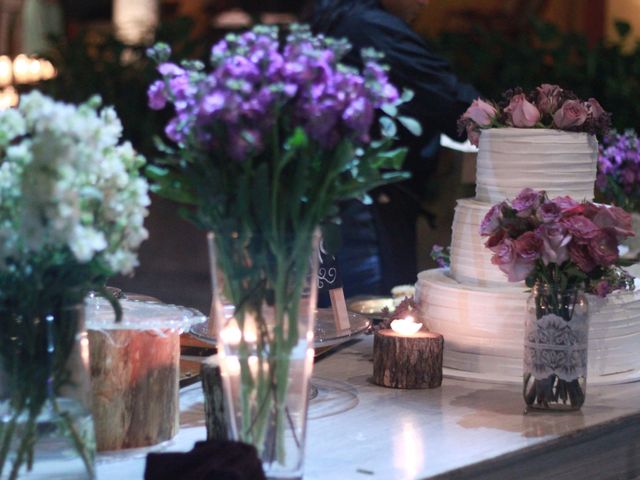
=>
[85,296,207,332]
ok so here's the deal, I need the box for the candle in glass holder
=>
[373,316,444,389]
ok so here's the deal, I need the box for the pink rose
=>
[462,98,497,127]
[466,123,480,147]
[504,94,541,128]
[514,231,542,262]
[490,237,534,282]
[537,223,571,265]
[551,195,579,211]
[588,229,619,267]
[512,188,545,217]
[480,202,505,236]
[536,201,561,223]
[536,84,563,115]
[561,215,600,242]
[591,205,634,241]
[553,99,588,129]
[485,229,506,250]
[585,98,605,121]
[568,242,597,273]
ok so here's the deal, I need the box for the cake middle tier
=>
[450,198,512,286]
[475,128,598,204]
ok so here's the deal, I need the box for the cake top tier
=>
[475,128,598,204]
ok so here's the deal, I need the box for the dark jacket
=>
[314,2,479,296]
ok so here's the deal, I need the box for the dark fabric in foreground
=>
[145,440,266,480]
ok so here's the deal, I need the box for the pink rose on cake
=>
[458,84,611,146]
[480,188,634,297]
[553,100,588,129]
[504,94,541,128]
[462,99,497,126]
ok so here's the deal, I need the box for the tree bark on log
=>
[89,329,180,451]
[201,355,229,441]
[373,329,444,389]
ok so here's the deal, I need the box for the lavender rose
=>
[480,202,505,236]
[536,201,562,223]
[561,215,600,241]
[553,100,588,129]
[568,242,597,273]
[504,93,541,128]
[466,124,480,147]
[536,84,563,115]
[512,188,544,217]
[585,98,605,121]
[591,205,634,241]
[537,223,571,265]
[514,231,542,263]
[490,236,536,282]
[588,229,619,267]
[461,99,497,127]
[551,195,579,210]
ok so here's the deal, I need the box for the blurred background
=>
[1,0,639,312]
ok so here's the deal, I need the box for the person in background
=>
[310,0,479,297]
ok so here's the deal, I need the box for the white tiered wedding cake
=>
[416,128,640,385]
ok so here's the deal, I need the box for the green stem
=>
[8,412,36,480]
[51,398,95,478]
[0,407,21,477]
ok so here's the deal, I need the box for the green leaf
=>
[375,147,408,170]
[400,89,415,103]
[379,116,397,138]
[285,127,309,150]
[397,116,422,136]
[380,103,398,117]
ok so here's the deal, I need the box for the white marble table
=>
[97,336,640,479]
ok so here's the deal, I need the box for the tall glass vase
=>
[523,283,589,412]
[0,305,95,479]
[208,229,320,480]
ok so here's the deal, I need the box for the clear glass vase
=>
[0,305,95,479]
[208,229,320,480]
[523,283,589,412]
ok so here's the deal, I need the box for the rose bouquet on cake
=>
[146,24,418,475]
[481,188,634,410]
[458,84,611,146]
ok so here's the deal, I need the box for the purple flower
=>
[536,201,561,223]
[561,215,600,242]
[342,97,374,140]
[158,62,185,76]
[147,80,167,110]
[537,223,571,265]
[512,188,545,217]
[551,195,579,210]
[480,202,505,236]
[490,237,535,282]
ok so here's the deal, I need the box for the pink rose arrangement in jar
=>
[481,188,635,411]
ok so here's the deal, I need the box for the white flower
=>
[0,91,150,275]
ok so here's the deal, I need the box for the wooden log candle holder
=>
[89,329,180,451]
[373,328,444,389]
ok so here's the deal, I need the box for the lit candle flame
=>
[390,316,422,336]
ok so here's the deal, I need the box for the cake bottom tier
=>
[415,268,640,385]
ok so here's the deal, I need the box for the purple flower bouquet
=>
[458,84,611,146]
[146,24,419,475]
[597,129,640,213]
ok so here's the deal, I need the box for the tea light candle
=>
[373,317,444,389]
